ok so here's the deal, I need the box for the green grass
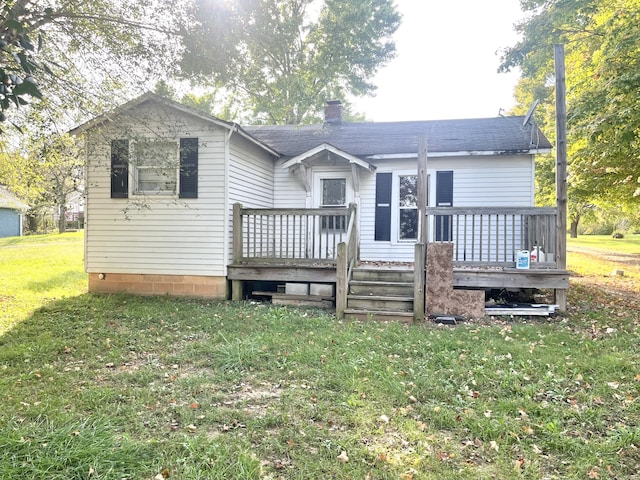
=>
[1,233,639,479]
[568,233,640,255]
[0,231,86,335]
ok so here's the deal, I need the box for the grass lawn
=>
[1,233,639,479]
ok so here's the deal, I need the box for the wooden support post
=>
[554,44,568,311]
[414,242,425,322]
[415,135,428,321]
[232,202,243,301]
[336,242,347,319]
[417,135,428,244]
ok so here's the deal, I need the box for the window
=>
[134,140,178,195]
[321,178,346,230]
[398,175,417,240]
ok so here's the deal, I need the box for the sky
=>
[350,0,526,122]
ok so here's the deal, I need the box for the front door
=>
[312,172,353,258]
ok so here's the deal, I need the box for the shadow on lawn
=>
[26,270,88,293]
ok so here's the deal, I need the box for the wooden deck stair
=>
[344,267,415,322]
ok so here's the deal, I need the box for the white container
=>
[516,250,530,269]
[530,246,545,263]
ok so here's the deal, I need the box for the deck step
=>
[349,280,414,296]
[347,295,413,311]
[351,268,414,283]
[344,309,414,323]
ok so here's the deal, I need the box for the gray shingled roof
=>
[0,186,29,210]
[244,117,552,158]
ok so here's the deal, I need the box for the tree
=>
[0,0,190,133]
[180,0,401,124]
[0,130,82,233]
[500,0,640,231]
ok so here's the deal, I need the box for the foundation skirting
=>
[88,273,228,299]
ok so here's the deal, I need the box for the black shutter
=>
[110,139,129,198]
[179,138,198,198]
[374,172,392,241]
[435,171,453,241]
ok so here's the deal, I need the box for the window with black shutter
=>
[179,138,198,198]
[110,139,129,198]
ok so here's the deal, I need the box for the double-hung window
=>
[134,140,178,195]
[398,174,418,240]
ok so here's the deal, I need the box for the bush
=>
[612,232,624,239]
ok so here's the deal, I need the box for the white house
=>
[73,93,565,318]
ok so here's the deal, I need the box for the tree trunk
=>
[58,204,67,234]
[569,214,580,238]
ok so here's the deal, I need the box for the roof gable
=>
[70,92,280,158]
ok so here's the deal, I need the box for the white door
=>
[312,172,353,258]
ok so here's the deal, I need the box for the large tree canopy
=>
[501,0,640,220]
[180,0,401,124]
[0,0,189,132]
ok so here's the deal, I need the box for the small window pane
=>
[322,178,346,206]
[400,209,418,240]
[399,175,417,207]
[138,168,177,193]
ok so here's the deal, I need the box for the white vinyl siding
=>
[84,102,228,276]
[273,160,308,208]
[227,135,276,263]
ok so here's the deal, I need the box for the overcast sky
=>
[350,0,526,121]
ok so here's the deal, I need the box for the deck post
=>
[232,202,243,301]
[554,44,568,311]
[414,242,425,322]
[336,242,347,319]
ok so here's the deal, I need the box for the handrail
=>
[336,203,358,319]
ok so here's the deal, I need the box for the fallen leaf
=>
[189,402,199,409]
[337,451,349,463]
[400,468,417,479]
[607,382,619,390]
[588,467,600,479]
[490,440,499,452]
[88,466,95,477]
[379,414,390,424]
[186,424,197,432]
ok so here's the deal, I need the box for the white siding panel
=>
[85,103,229,276]
[274,160,307,208]
[227,135,276,262]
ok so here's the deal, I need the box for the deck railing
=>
[232,203,356,264]
[426,207,558,268]
[336,204,359,318]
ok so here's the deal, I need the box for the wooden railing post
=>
[414,243,425,322]
[336,242,347,319]
[232,202,243,301]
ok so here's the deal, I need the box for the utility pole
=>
[554,44,568,311]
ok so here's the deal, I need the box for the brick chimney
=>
[324,100,343,125]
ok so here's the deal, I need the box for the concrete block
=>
[310,283,334,297]
[285,283,309,295]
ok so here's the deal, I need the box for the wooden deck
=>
[229,203,569,317]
